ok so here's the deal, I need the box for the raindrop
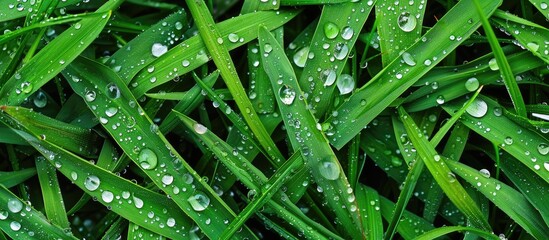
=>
[436,95,445,105]
[465,77,479,91]
[321,69,337,86]
[84,175,100,191]
[278,85,296,105]
[7,199,23,213]
[334,43,349,60]
[10,221,21,231]
[544,162,549,171]
[336,74,354,95]
[182,60,190,67]
[151,43,168,57]
[85,90,96,102]
[71,172,78,181]
[20,82,33,94]
[397,12,417,32]
[447,172,456,183]
[138,148,158,170]
[493,107,502,116]
[504,136,513,145]
[402,52,416,66]
[0,211,7,220]
[193,123,208,134]
[479,169,490,178]
[187,191,210,211]
[318,158,340,180]
[293,47,309,67]
[264,44,273,53]
[466,99,488,118]
[33,90,47,108]
[74,22,81,29]
[341,26,354,40]
[540,2,547,9]
[105,83,121,99]
[488,58,499,70]
[167,218,176,227]
[538,143,549,155]
[323,22,339,39]
[133,196,144,209]
[175,22,183,30]
[434,155,441,162]
[526,42,539,52]
[162,175,174,185]
[105,107,118,117]
[423,59,432,66]
[102,191,114,203]
[228,33,239,43]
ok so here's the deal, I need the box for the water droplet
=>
[436,95,445,105]
[138,148,158,170]
[504,136,513,145]
[20,82,33,94]
[278,85,296,105]
[465,77,479,91]
[151,43,168,57]
[479,169,490,178]
[323,22,339,39]
[493,107,503,116]
[74,22,81,29]
[293,47,309,67]
[397,12,417,32]
[321,69,337,86]
[105,107,118,117]
[85,90,96,102]
[228,33,239,43]
[84,175,100,191]
[193,123,207,134]
[540,2,548,9]
[33,90,47,108]
[133,196,144,209]
[175,21,183,30]
[102,191,114,203]
[341,26,354,40]
[488,58,499,70]
[526,42,539,52]
[0,211,7,220]
[105,83,121,99]
[71,172,78,181]
[10,221,21,231]
[334,43,349,60]
[162,175,174,185]
[434,155,441,162]
[264,44,273,53]
[7,199,22,213]
[318,158,340,180]
[182,60,190,67]
[447,172,457,183]
[217,37,224,44]
[466,99,488,118]
[187,191,210,211]
[538,143,549,155]
[336,74,354,95]
[166,218,176,227]
[402,52,416,66]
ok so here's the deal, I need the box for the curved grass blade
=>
[259,26,364,239]
[129,10,299,98]
[0,169,36,188]
[472,0,526,117]
[414,226,499,240]
[356,184,383,240]
[377,191,434,239]
[0,0,97,22]
[0,0,124,106]
[327,0,502,149]
[298,0,375,117]
[63,56,256,239]
[35,156,70,229]
[398,107,491,231]
[0,185,77,239]
[442,95,549,184]
[447,160,549,239]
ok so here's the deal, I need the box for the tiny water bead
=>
[187,191,210,211]
[293,47,309,68]
[544,162,549,171]
[193,123,208,134]
[323,22,339,39]
[278,85,296,105]
[401,52,416,66]
[84,175,100,191]
[397,11,417,32]
[466,99,488,118]
[479,169,491,178]
[7,199,23,213]
[436,95,445,105]
[318,157,340,180]
[138,148,158,170]
[465,77,479,91]
[166,218,176,227]
[336,74,354,95]
[105,83,121,99]
[151,43,168,57]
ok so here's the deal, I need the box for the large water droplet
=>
[323,22,339,39]
[397,12,417,32]
[336,74,354,95]
[293,47,309,68]
[20,82,33,94]
[321,69,337,86]
[7,199,22,213]
[278,85,296,105]
[85,90,96,102]
[133,196,144,209]
[479,169,490,178]
[105,107,118,117]
[341,26,354,40]
[488,58,499,70]
[193,123,207,134]
[544,162,549,171]
[138,148,158,170]
[526,42,539,52]
[538,143,549,155]
[187,191,210,211]
[402,52,416,66]
[151,43,168,57]
[162,175,174,185]
[228,33,239,43]
[33,90,47,108]
[167,218,176,227]
[102,191,114,203]
[0,211,8,220]
[334,43,349,60]
[466,99,488,118]
[10,221,21,231]
[318,158,340,180]
[465,77,479,91]
[105,83,120,99]
[504,136,513,145]
[84,175,100,191]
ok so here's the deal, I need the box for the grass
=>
[0,0,548,239]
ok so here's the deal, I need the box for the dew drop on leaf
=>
[465,77,479,91]
[193,123,208,134]
[402,52,416,66]
[151,43,168,57]
[33,90,47,108]
[538,143,549,155]
[341,26,354,40]
[102,191,114,203]
[278,85,296,105]
[10,221,21,231]
[293,47,309,67]
[7,199,22,213]
[105,83,121,99]
[138,148,158,170]
[479,169,490,178]
[318,158,340,180]
[321,69,337,86]
[336,74,354,95]
[323,22,339,39]
[466,99,488,118]
[187,191,210,211]
[397,12,417,32]
[84,175,100,191]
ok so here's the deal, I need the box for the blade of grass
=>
[327,0,502,149]
[259,26,364,239]
[414,226,499,240]
[398,106,491,231]
[0,169,36,188]
[356,184,383,240]
[35,156,70,229]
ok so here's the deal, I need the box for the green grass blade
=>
[0,169,36,188]
[447,160,549,239]
[398,107,491,231]
[414,226,499,240]
[0,185,77,239]
[378,192,434,239]
[472,0,526,117]
[356,184,383,240]
[0,0,90,22]
[529,0,549,19]
[35,156,70,229]
[298,0,375,117]
[63,56,256,239]
[259,26,363,239]
[280,0,351,5]
[0,0,124,106]
[327,0,502,149]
